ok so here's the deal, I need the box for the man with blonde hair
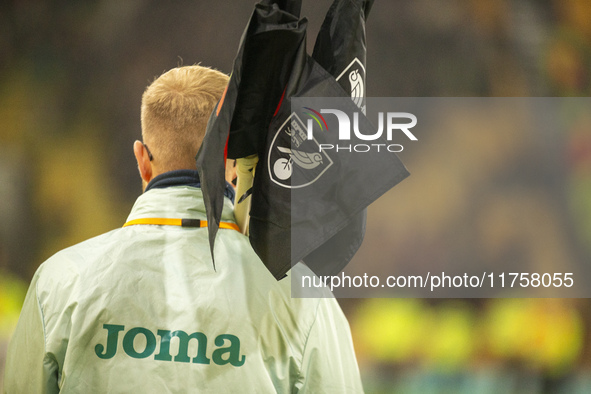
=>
[137,66,229,178]
[4,65,363,393]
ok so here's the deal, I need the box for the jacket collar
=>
[145,169,236,203]
[126,171,236,225]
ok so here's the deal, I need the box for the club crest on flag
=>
[268,113,333,189]
[336,58,366,113]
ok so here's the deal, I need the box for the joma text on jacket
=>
[94,324,246,367]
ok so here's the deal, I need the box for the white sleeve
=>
[3,275,60,394]
[294,298,364,393]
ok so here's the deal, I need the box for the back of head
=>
[141,65,229,171]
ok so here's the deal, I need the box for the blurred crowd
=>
[1,0,591,392]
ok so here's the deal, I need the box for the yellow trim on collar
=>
[123,218,239,231]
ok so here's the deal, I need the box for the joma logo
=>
[94,324,245,367]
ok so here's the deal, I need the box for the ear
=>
[133,140,153,184]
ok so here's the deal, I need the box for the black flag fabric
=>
[196,0,409,279]
[300,0,374,276]
[196,0,306,265]
[251,0,375,277]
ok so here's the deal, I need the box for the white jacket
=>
[4,185,363,393]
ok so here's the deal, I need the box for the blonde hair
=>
[141,65,229,171]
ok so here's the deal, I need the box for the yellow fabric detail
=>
[123,218,239,231]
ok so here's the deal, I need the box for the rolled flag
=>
[197,0,409,279]
[196,0,306,265]
[301,0,374,276]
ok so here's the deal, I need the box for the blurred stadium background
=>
[1,0,591,392]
